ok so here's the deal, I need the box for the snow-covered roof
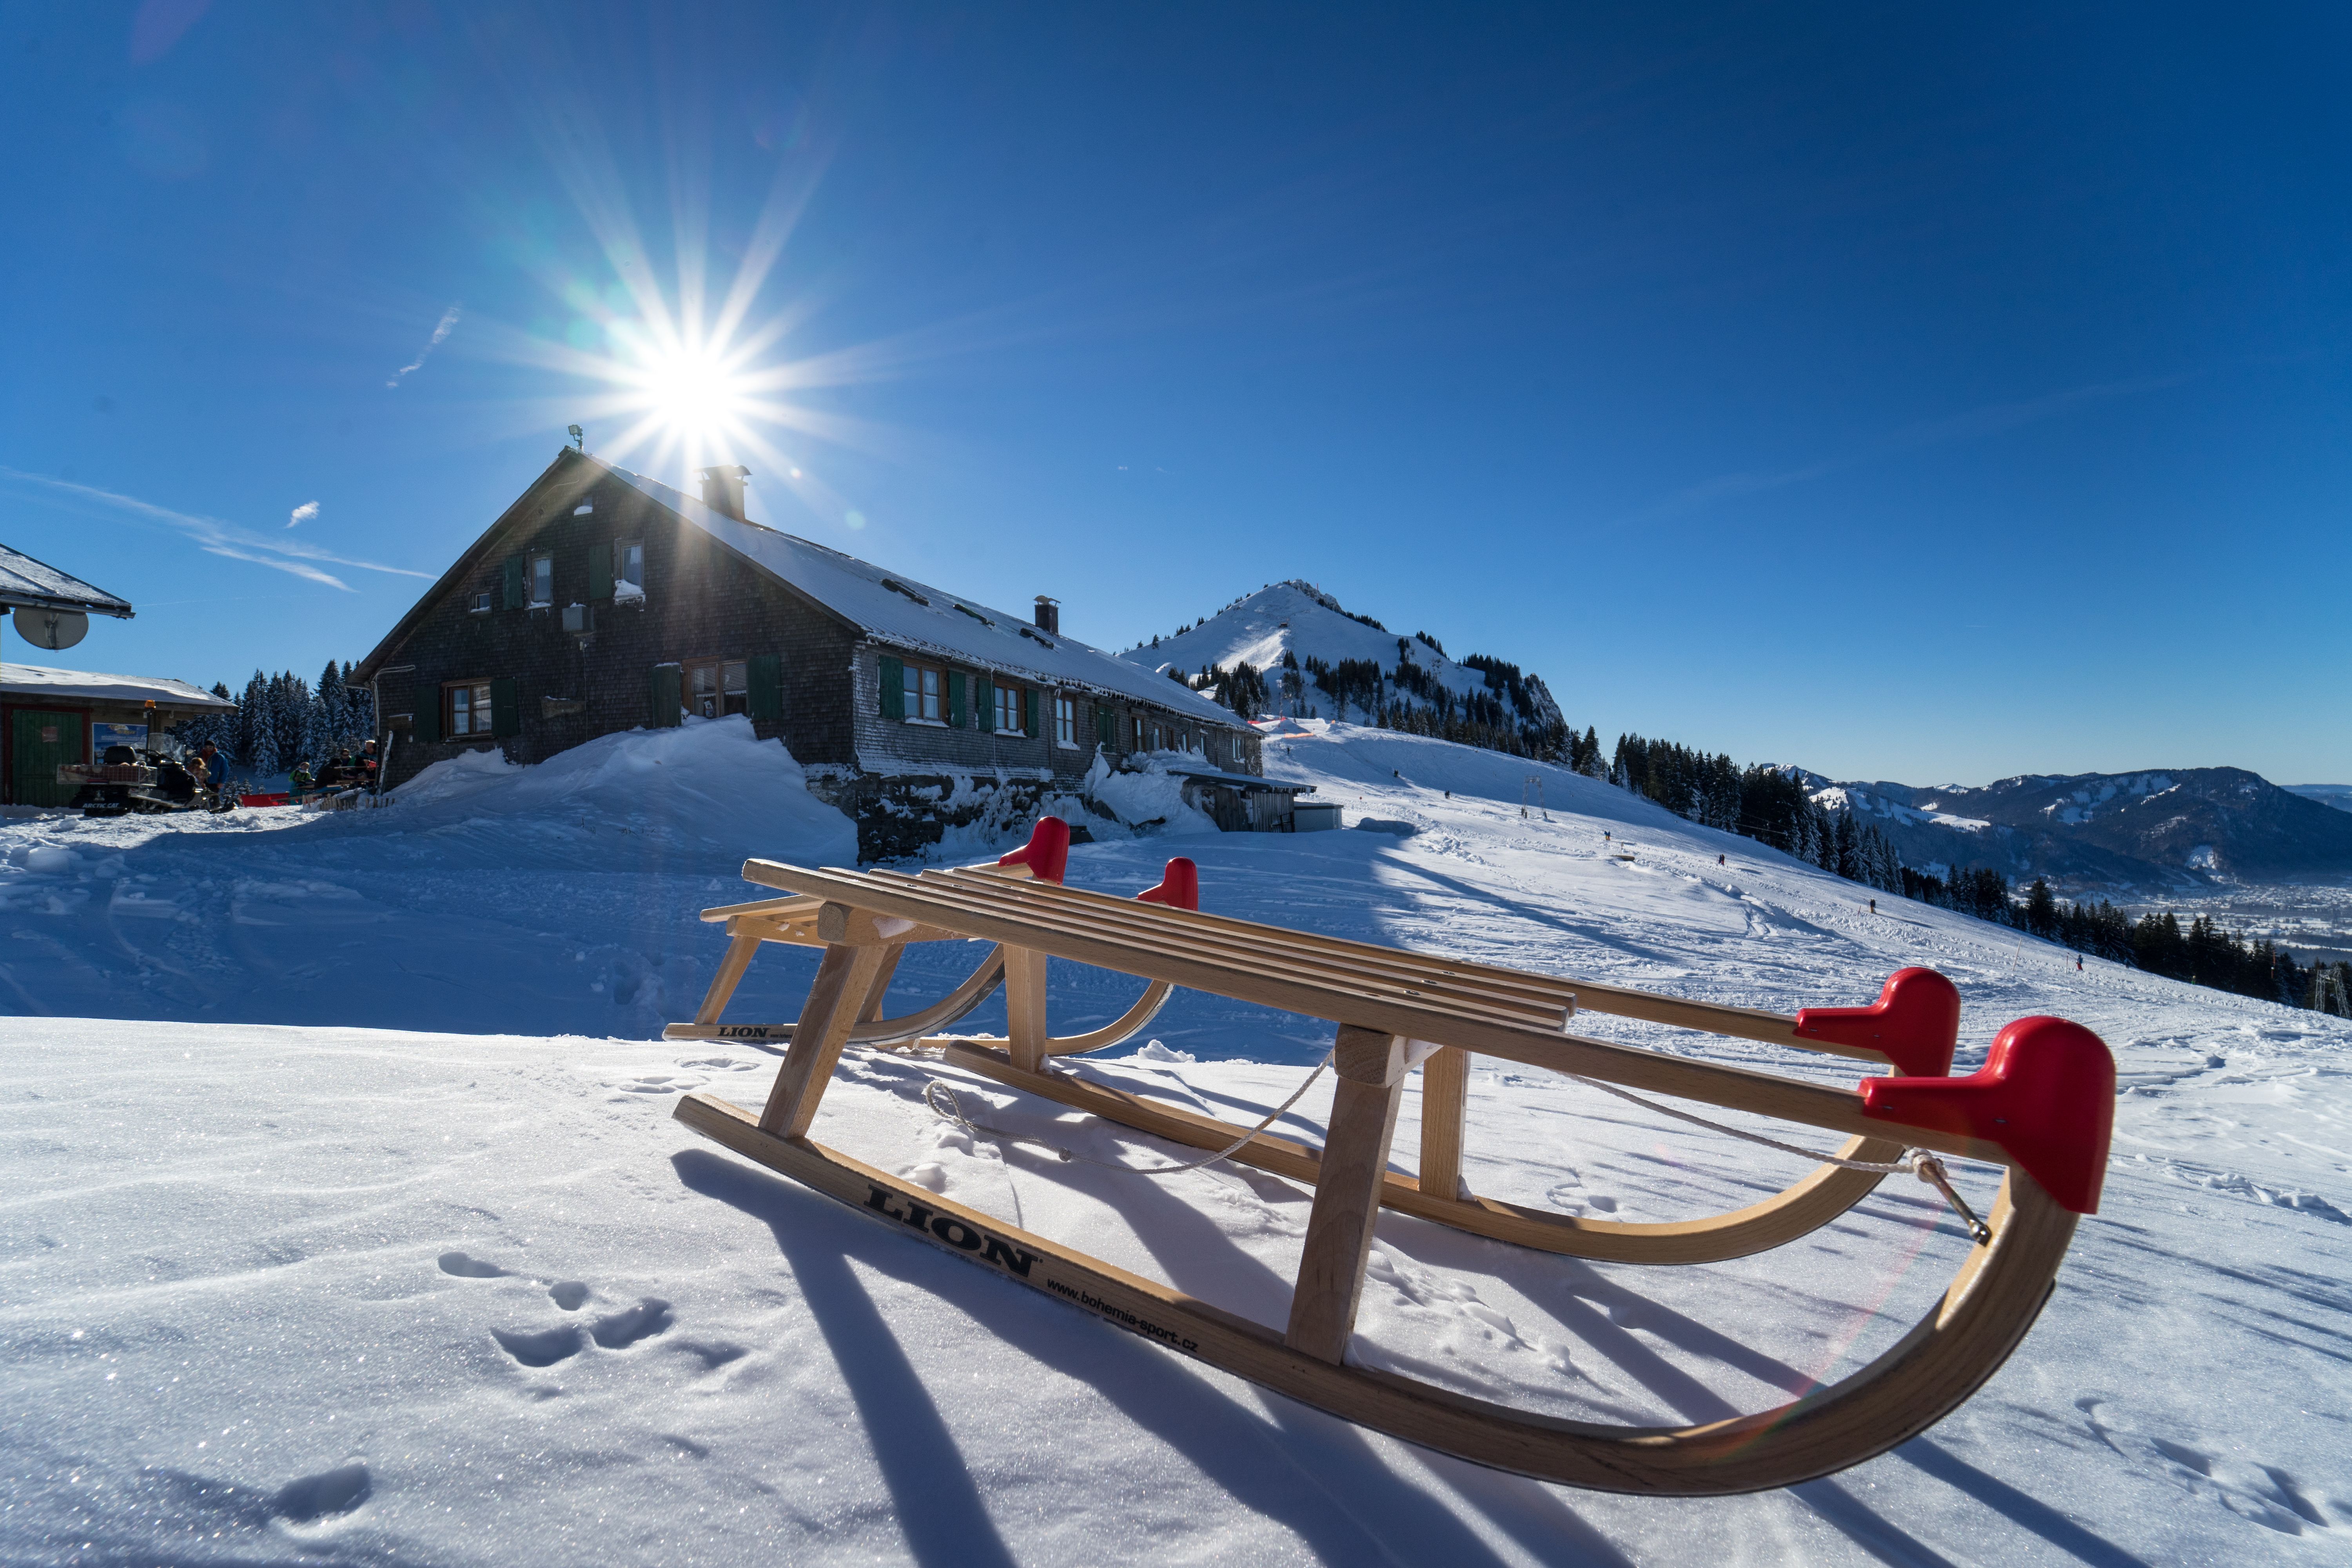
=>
[1,662,234,711]
[1159,759,1312,794]
[0,543,134,617]
[605,463,1244,728]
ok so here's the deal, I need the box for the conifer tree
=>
[240,671,280,776]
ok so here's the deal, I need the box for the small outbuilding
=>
[2,664,236,807]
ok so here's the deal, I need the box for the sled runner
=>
[670,819,2114,1493]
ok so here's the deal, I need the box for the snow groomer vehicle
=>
[62,743,219,817]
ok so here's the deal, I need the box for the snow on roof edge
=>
[0,542,135,616]
[2,662,235,709]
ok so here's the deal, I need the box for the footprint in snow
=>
[274,1463,372,1524]
[492,1324,583,1368]
[438,1251,510,1278]
[549,1281,590,1310]
[491,1297,672,1367]
[590,1297,673,1349]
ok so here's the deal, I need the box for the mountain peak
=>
[1118,581,1564,742]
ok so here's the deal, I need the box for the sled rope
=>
[926,1047,1337,1178]
[1567,1073,1993,1244]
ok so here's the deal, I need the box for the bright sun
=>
[638,346,747,440]
[516,171,874,530]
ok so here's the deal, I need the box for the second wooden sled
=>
[670,830,2116,1495]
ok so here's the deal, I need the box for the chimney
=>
[697,465,750,521]
[1033,595,1060,635]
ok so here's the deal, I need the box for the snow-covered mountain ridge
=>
[1804,765,2352,887]
[1118,579,1565,742]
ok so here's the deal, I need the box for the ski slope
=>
[2,720,2347,1564]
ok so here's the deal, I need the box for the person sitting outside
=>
[193,741,224,798]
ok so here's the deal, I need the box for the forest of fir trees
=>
[171,659,377,783]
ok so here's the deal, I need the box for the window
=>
[446,681,494,736]
[613,539,645,602]
[902,661,944,722]
[470,592,492,614]
[994,682,1024,735]
[529,553,554,606]
[1130,715,1145,752]
[686,659,749,719]
[1053,694,1075,747]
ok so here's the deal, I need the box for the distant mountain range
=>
[1118,581,2351,890]
[1810,769,2352,889]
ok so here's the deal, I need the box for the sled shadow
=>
[672,1145,1633,1567]
[671,1149,1017,1568]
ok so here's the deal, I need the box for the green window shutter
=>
[412,681,440,744]
[650,664,682,728]
[973,676,993,731]
[1024,688,1039,739]
[490,676,521,738]
[946,669,964,730]
[748,654,782,721]
[589,542,613,601]
[502,556,525,610]
[878,655,904,720]
[1097,705,1113,746]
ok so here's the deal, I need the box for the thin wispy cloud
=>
[0,467,432,592]
[287,500,318,528]
[387,304,462,388]
[1632,370,2201,525]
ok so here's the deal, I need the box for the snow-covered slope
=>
[4,721,2348,1564]
[1119,579,1564,733]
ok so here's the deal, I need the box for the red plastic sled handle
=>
[997,817,1071,885]
[1795,967,1961,1079]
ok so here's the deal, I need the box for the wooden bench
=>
[670,818,2114,1494]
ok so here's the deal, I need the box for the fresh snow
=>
[4,718,2348,1564]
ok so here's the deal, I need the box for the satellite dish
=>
[13,608,89,651]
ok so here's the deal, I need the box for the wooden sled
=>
[670,820,2116,1494]
[673,820,1966,1264]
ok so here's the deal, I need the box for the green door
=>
[11,710,85,807]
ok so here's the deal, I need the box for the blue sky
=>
[5,3,2348,785]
